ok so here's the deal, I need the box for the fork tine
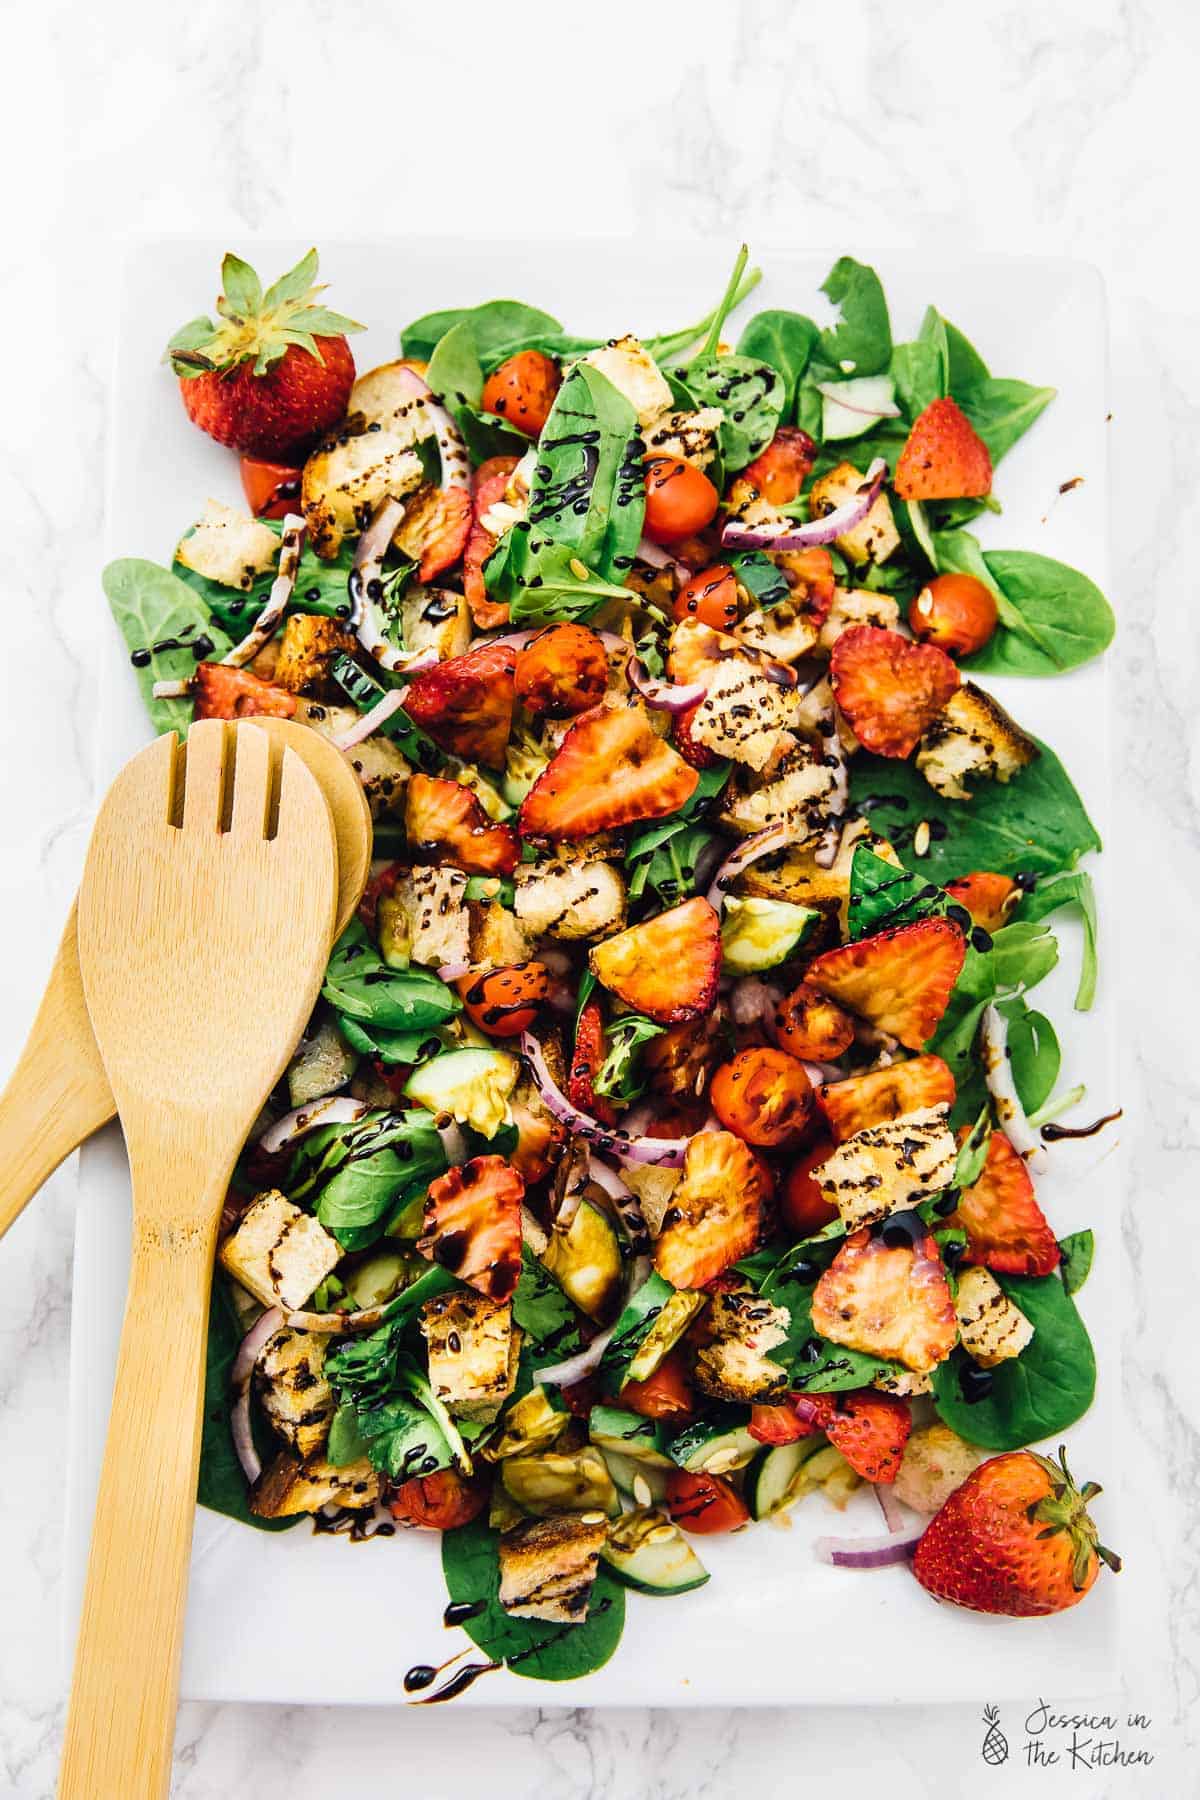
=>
[180,720,232,834]
[227,721,274,840]
[275,743,335,866]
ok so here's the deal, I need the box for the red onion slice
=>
[223,514,306,669]
[705,823,802,915]
[259,1097,367,1155]
[626,655,707,713]
[388,363,472,491]
[520,1031,690,1167]
[981,1002,1049,1175]
[813,1527,922,1569]
[348,496,444,676]
[535,1254,653,1386]
[330,687,422,752]
[872,1481,907,1534]
[230,1305,284,1485]
[722,458,888,552]
[635,536,694,581]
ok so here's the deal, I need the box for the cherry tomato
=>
[643,457,720,545]
[780,1137,839,1237]
[619,1348,695,1421]
[389,1467,489,1530]
[908,573,998,656]
[239,455,303,519]
[456,961,549,1038]
[710,1046,816,1149]
[772,981,856,1062]
[514,623,609,716]
[559,1375,600,1418]
[481,349,561,438]
[742,427,817,505]
[664,1468,750,1534]
[749,1402,812,1445]
[673,563,740,630]
[944,871,1020,934]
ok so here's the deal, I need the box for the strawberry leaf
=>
[219,252,263,318]
[261,247,320,311]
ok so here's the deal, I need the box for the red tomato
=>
[749,1403,812,1445]
[481,350,561,438]
[619,1348,695,1421]
[772,981,856,1062]
[780,1137,839,1237]
[389,1468,489,1530]
[456,961,549,1037]
[643,457,720,545]
[673,563,740,630]
[742,427,816,505]
[239,455,303,519]
[944,871,1020,933]
[514,623,609,716]
[710,1047,816,1149]
[665,1469,750,1534]
[908,573,998,657]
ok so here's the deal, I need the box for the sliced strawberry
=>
[403,641,516,770]
[193,662,297,720]
[805,918,966,1051]
[463,458,520,631]
[653,1129,773,1290]
[589,898,721,1025]
[802,1389,912,1483]
[749,1402,811,1446]
[894,397,993,503]
[405,772,518,876]
[395,483,472,582]
[673,701,720,769]
[944,871,1020,933]
[810,1227,957,1375]
[776,546,835,621]
[417,1154,524,1301]
[514,624,609,717]
[568,998,617,1126]
[817,1053,957,1142]
[947,1129,1061,1277]
[518,703,698,841]
[742,426,817,506]
[830,626,960,758]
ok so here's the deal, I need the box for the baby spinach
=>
[176,536,363,637]
[425,319,530,460]
[288,1107,447,1247]
[684,353,784,473]
[594,1013,665,1103]
[102,559,232,736]
[930,1271,1096,1450]
[817,257,892,378]
[1000,999,1061,1115]
[933,311,1056,466]
[889,307,951,422]
[954,1106,993,1189]
[1016,870,1098,1011]
[513,1249,584,1366]
[337,1016,443,1066]
[928,922,1059,1124]
[963,549,1115,679]
[735,309,819,414]
[322,921,462,1032]
[441,1514,626,1682]
[627,820,720,906]
[728,549,791,609]
[1059,1230,1095,1297]
[505,543,640,628]
[847,843,947,940]
[198,1278,299,1531]
[401,299,563,364]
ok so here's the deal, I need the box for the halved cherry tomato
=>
[710,1046,816,1149]
[481,349,561,439]
[672,701,720,770]
[568,998,616,1126]
[239,455,303,520]
[664,1468,750,1534]
[619,1347,695,1420]
[780,1136,839,1237]
[772,981,856,1062]
[673,563,740,630]
[514,623,609,716]
[742,427,817,505]
[908,572,998,657]
[643,457,720,545]
[749,1402,811,1445]
[389,1467,489,1530]
[944,871,1020,933]
[396,484,473,582]
[456,961,549,1038]
[193,662,297,721]
[560,1375,600,1418]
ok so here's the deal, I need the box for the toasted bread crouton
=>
[688,658,795,770]
[497,1513,609,1623]
[808,465,900,567]
[513,855,627,941]
[401,586,472,663]
[721,737,840,836]
[818,587,902,651]
[738,818,900,934]
[258,1327,335,1458]
[176,500,280,591]
[737,599,821,665]
[297,700,411,817]
[421,1290,520,1422]
[380,866,470,968]
[467,900,533,970]
[250,1450,381,1518]
[872,1365,933,1398]
[272,614,358,696]
[582,335,674,425]
[954,1267,1034,1367]
[916,683,1039,801]
[642,406,725,469]
[694,1294,790,1402]
[816,1106,958,1230]
[301,429,424,560]
[218,1191,340,1311]
[892,1422,988,1514]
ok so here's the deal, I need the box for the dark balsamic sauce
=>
[1041,1108,1122,1142]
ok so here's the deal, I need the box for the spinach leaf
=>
[846,843,948,940]
[357,1387,454,1481]
[512,1249,584,1366]
[728,550,791,608]
[322,921,461,1031]
[198,1278,300,1531]
[817,257,892,378]
[928,923,1058,1125]
[930,1271,1096,1450]
[175,535,362,637]
[326,1402,371,1467]
[735,309,819,414]
[931,530,1064,668]
[288,1108,447,1246]
[1015,870,1098,1010]
[962,550,1115,680]
[102,559,233,735]
[529,362,645,571]
[337,1016,444,1065]
[684,354,784,473]
[1000,999,1061,1115]
[627,820,720,906]
[850,736,1101,881]
[1059,1230,1095,1297]
[425,320,530,460]
[505,543,641,627]
[594,1013,665,1102]
[954,1106,993,1188]
[441,1513,625,1682]
[401,299,563,363]
[942,317,991,391]
[890,309,950,422]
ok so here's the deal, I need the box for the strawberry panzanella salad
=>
[103,246,1118,1690]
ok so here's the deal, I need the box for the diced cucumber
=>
[500,1447,618,1517]
[719,895,819,975]
[342,1250,411,1310]
[597,1277,708,1387]
[588,1405,674,1469]
[542,1199,624,1322]
[403,1046,519,1137]
[286,1013,358,1108]
[600,1449,671,1506]
[818,375,900,443]
[747,1436,828,1520]
[483,1386,568,1462]
[668,1408,759,1475]
[601,1508,710,1597]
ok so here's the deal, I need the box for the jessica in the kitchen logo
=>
[979,1700,1156,1770]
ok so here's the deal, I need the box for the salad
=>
[103,245,1119,1694]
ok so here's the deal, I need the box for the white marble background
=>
[0,0,1195,1793]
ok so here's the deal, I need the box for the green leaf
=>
[728,550,791,609]
[102,559,232,736]
[219,251,263,318]
[198,1278,300,1531]
[1059,1230,1095,1297]
[959,378,1057,467]
[817,257,892,378]
[337,1015,444,1065]
[594,1013,665,1103]
[289,1108,447,1246]
[846,844,947,940]
[358,1389,454,1481]
[327,1401,371,1467]
[512,1249,584,1367]
[425,318,530,461]
[941,317,991,391]
[954,1105,993,1188]
[963,550,1115,680]
[401,300,563,363]
[506,544,640,628]
[441,1514,626,1682]
[1000,1000,1061,1115]
[322,921,461,1030]
[735,309,819,414]
[889,311,949,423]
[261,247,318,312]
[684,353,784,473]
[1015,870,1098,1010]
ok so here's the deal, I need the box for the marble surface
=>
[0,0,1195,1792]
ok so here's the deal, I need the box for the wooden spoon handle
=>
[58,1196,220,1800]
[0,904,114,1240]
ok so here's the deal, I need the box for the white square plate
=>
[66,239,1121,1706]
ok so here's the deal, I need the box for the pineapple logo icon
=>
[980,1705,1009,1765]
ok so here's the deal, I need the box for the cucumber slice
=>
[747,1436,828,1520]
[483,1385,569,1462]
[622,1288,708,1386]
[542,1199,624,1322]
[403,1046,519,1137]
[501,1446,618,1517]
[286,1013,358,1108]
[719,895,819,975]
[601,1508,710,1596]
[600,1449,671,1505]
[668,1408,759,1475]
[342,1250,411,1310]
[818,375,900,443]
[588,1406,674,1469]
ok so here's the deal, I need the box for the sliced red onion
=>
[536,1254,653,1386]
[626,655,707,713]
[981,1002,1049,1175]
[731,977,783,1031]
[259,1096,367,1156]
[437,1120,469,1166]
[722,458,888,552]
[587,1153,651,1254]
[388,363,472,491]
[635,536,694,581]
[437,961,472,982]
[705,823,801,914]
[223,515,306,669]
[348,496,442,676]
[330,687,418,751]
[230,1305,284,1486]
[519,1031,689,1167]
[872,1481,907,1534]
[813,1527,922,1569]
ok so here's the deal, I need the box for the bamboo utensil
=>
[58,720,338,1800]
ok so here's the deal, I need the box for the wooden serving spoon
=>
[0,717,371,1243]
[58,721,339,1800]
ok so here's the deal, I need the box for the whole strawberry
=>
[913,1444,1120,1616]
[166,249,363,460]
